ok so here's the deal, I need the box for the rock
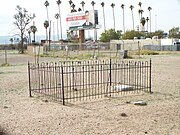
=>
[42,99,48,103]
[3,106,8,109]
[120,113,127,117]
[133,101,147,106]
[125,101,131,104]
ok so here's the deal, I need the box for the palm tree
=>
[28,29,31,44]
[140,9,144,18]
[9,38,13,44]
[111,3,115,30]
[148,6,152,32]
[101,2,106,31]
[30,25,37,42]
[55,14,59,40]
[44,0,51,48]
[121,4,125,33]
[71,3,77,12]
[91,1,96,41]
[78,8,82,12]
[138,1,142,31]
[44,20,49,40]
[68,0,73,12]
[44,0,50,22]
[138,9,144,31]
[80,1,85,11]
[129,5,134,30]
[146,17,149,32]
[138,9,141,31]
[56,0,62,40]
[140,17,146,31]
[138,2,142,9]
[91,1,95,11]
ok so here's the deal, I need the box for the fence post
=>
[107,59,112,96]
[61,66,65,105]
[28,62,32,97]
[149,59,152,93]
[110,59,112,86]
[5,49,7,65]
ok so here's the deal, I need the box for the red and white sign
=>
[66,10,96,29]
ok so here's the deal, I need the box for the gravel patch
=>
[0,53,180,135]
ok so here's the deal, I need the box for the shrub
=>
[137,50,159,55]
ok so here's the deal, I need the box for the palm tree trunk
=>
[58,5,63,40]
[149,11,151,33]
[46,7,49,22]
[46,28,48,40]
[123,9,125,33]
[33,33,36,42]
[49,21,51,51]
[29,33,31,45]
[46,7,49,40]
[102,6,106,31]
[112,8,115,30]
[92,6,96,41]
[21,32,24,53]
[139,13,141,31]
[131,10,134,30]
[56,19,59,40]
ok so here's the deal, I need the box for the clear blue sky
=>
[0,0,180,39]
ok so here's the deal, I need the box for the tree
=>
[27,29,31,44]
[44,20,49,40]
[139,10,144,19]
[54,13,60,40]
[122,30,145,40]
[91,1,96,16]
[44,1,49,38]
[154,30,164,39]
[80,1,85,11]
[138,9,141,31]
[101,2,106,31]
[71,3,77,12]
[13,5,35,53]
[78,8,82,12]
[9,38,14,44]
[44,1,50,22]
[30,24,37,43]
[146,17,150,32]
[169,27,180,38]
[140,17,146,31]
[111,3,115,30]
[99,29,122,42]
[121,4,125,33]
[138,9,144,31]
[91,1,96,8]
[129,5,134,30]
[91,1,96,41]
[145,30,164,39]
[148,6,152,32]
[68,0,73,11]
[44,1,51,49]
[138,2,142,9]
[56,0,62,40]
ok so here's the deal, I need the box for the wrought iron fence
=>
[28,59,152,105]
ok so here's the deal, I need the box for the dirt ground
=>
[0,52,180,135]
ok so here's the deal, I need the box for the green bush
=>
[137,50,159,55]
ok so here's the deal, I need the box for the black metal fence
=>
[28,59,152,105]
